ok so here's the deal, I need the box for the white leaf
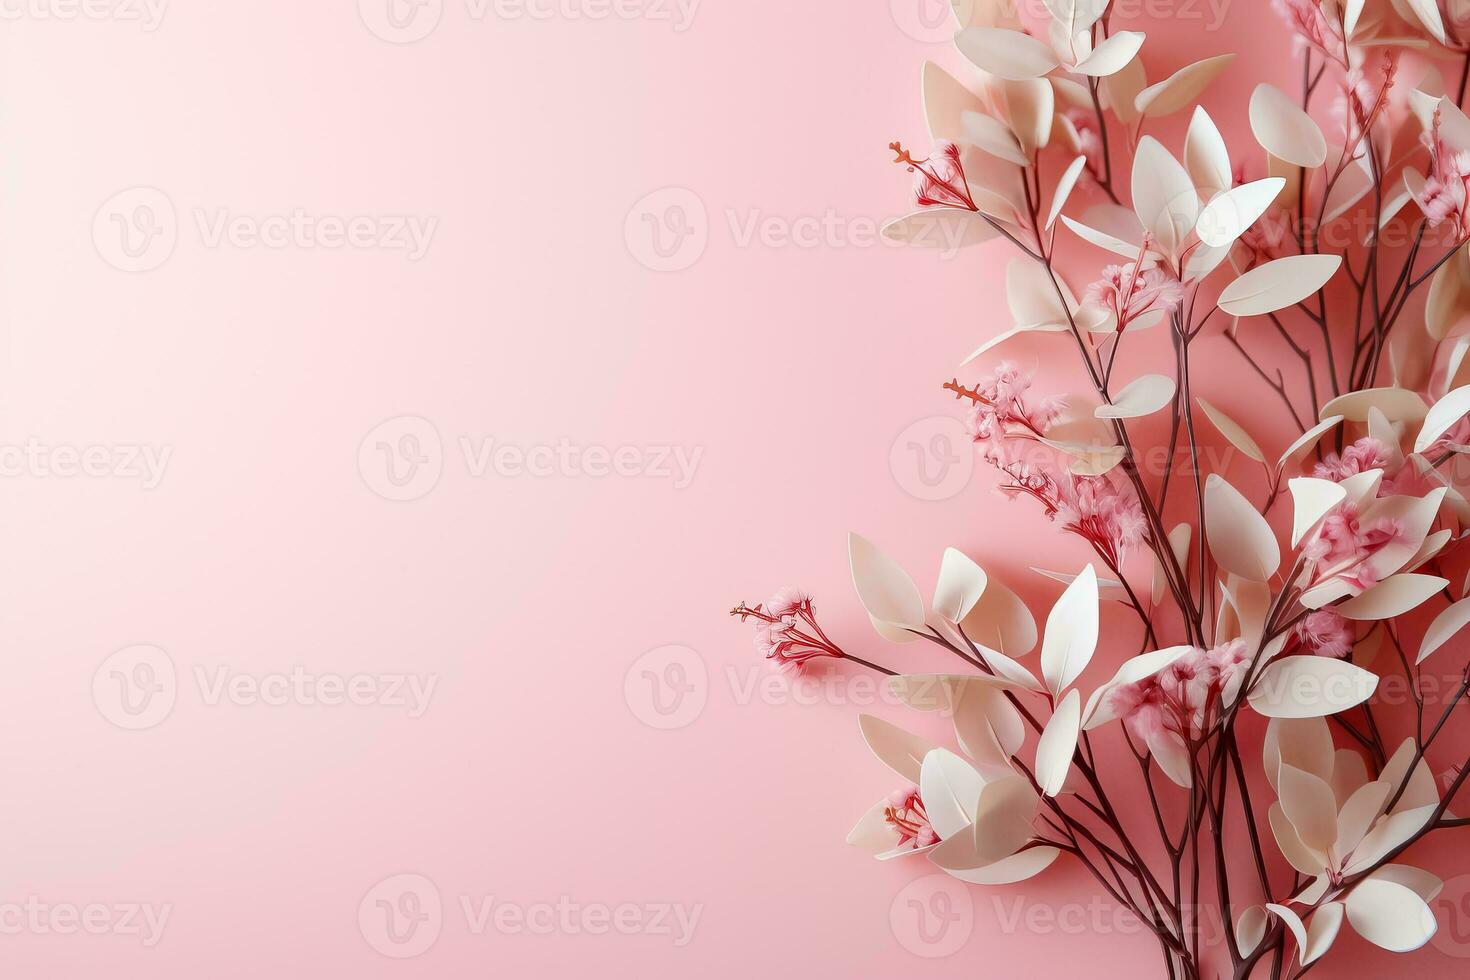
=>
[962,111,1029,166]
[1197,397,1267,463]
[1288,477,1346,547]
[1404,0,1448,44]
[1072,31,1144,76]
[1302,903,1344,965]
[929,774,1038,870]
[1249,84,1327,168]
[1249,656,1379,719]
[1278,415,1344,469]
[1345,879,1438,952]
[1337,780,1391,856]
[1236,906,1268,955]
[952,681,1025,765]
[1263,716,1334,791]
[1001,79,1054,156]
[1368,865,1444,902]
[1196,178,1285,247]
[1337,573,1448,620]
[934,548,989,623]
[1040,564,1099,696]
[1271,803,1328,875]
[960,573,1038,656]
[955,27,1061,81]
[1096,374,1176,418]
[1415,384,1470,452]
[1132,136,1198,257]
[942,846,1061,884]
[1035,689,1081,796]
[1279,763,1339,853]
[1185,106,1232,198]
[1320,387,1428,424]
[881,209,999,250]
[1266,904,1310,960]
[1419,596,1470,664]
[858,714,938,782]
[1060,214,1142,258]
[1047,156,1087,229]
[850,533,926,629]
[919,748,986,838]
[1343,0,1366,35]
[923,61,986,143]
[1042,0,1108,37]
[1205,474,1280,581]
[1218,255,1341,317]
[1135,54,1234,118]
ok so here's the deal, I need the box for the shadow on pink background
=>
[0,0,1464,976]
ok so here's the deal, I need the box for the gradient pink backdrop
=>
[0,0,1465,976]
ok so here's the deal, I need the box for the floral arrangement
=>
[732,1,1470,976]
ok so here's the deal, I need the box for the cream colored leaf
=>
[1302,903,1344,965]
[1218,255,1341,317]
[1419,595,1470,664]
[1345,879,1438,952]
[1096,374,1176,418]
[1205,474,1280,581]
[1288,477,1347,547]
[1337,573,1448,620]
[881,210,999,250]
[1035,689,1081,796]
[1185,106,1232,198]
[959,573,1038,656]
[1047,155,1087,229]
[1279,415,1344,468]
[1196,178,1285,248]
[1248,656,1379,718]
[1197,397,1267,463]
[955,27,1061,80]
[934,548,989,623]
[1249,84,1327,168]
[850,533,926,629]
[1040,564,1099,696]
[1135,54,1234,118]
[1415,384,1470,452]
[858,714,938,782]
[919,748,986,838]
[1072,31,1144,76]
[1132,136,1198,256]
[1320,387,1428,424]
[923,61,986,143]
[1405,0,1448,44]
[961,110,1028,166]
[1279,763,1339,853]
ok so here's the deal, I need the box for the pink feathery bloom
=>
[884,787,938,849]
[1294,609,1354,658]
[1313,437,1393,482]
[1270,0,1346,63]
[892,140,976,211]
[1084,262,1184,331]
[1301,502,1405,591]
[962,362,1066,450]
[732,592,842,672]
[992,459,1146,568]
[1337,59,1395,140]
[1108,641,1251,743]
[1418,109,1470,240]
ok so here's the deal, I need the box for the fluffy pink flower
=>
[993,460,1146,567]
[1418,110,1470,240]
[1313,437,1393,482]
[1084,263,1184,331]
[892,141,976,211]
[884,787,937,849]
[732,592,843,672]
[1271,0,1345,63]
[1301,502,1405,591]
[961,362,1066,449]
[1293,609,1353,658]
[1108,641,1251,743]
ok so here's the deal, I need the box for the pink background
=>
[0,0,1466,976]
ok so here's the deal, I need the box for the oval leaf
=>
[1249,84,1327,168]
[1205,474,1280,581]
[1218,255,1341,317]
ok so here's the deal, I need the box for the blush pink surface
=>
[0,1,1467,977]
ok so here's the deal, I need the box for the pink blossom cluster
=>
[962,362,1066,451]
[1419,111,1470,239]
[1291,609,1354,659]
[1301,501,1405,591]
[1108,640,1251,744]
[1084,261,1184,331]
[1270,0,1346,63]
[734,588,844,672]
[884,787,937,850]
[896,141,975,211]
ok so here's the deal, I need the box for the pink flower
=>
[1313,437,1393,482]
[1294,609,1353,658]
[732,593,843,672]
[892,141,975,211]
[765,587,812,617]
[961,363,1065,451]
[1271,0,1345,63]
[1301,502,1405,591]
[1417,110,1470,240]
[1108,641,1252,743]
[991,458,1146,568]
[1084,262,1184,331]
[884,787,937,849]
